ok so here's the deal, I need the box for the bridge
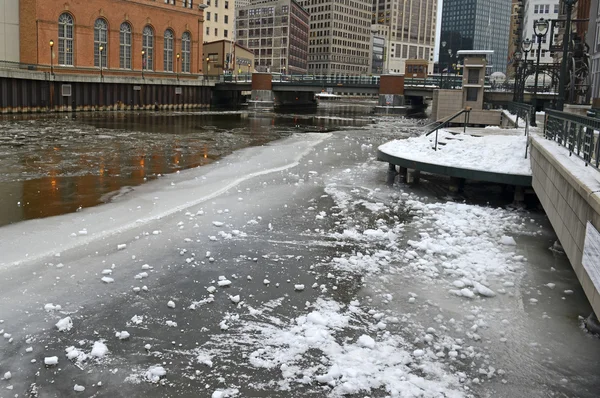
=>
[213,74,559,109]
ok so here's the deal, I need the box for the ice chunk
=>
[74,385,85,392]
[90,341,108,358]
[500,235,516,246]
[357,335,375,349]
[101,276,114,284]
[115,331,130,340]
[230,295,241,304]
[56,316,73,332]
[167,300,176,309]
[145,365,166,383]
[294,284,305,291]
[44,356,59,366]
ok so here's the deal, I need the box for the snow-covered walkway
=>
[378,128,532,176]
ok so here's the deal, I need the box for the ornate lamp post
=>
[447,48,453,89]
[99,45,104,79]
[520,38,532,102]
[176,53,180,81]
[531,18,549,126]
[205,56,210,81]
[440,40,447,88]
[49,40,54,75]
[512,50,522,100]
[141,50,145,79]
[557,0,577,111]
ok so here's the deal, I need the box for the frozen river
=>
[0,106,599,397]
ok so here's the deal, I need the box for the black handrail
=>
[544,109,600,169]
[425,108,471,151]
[506,102,533,159]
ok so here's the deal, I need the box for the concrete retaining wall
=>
[530,136,600,317]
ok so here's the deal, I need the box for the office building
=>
[371,0,437,75]
[371,30,385,74]
[522,0,559,66]
[298,0,372,75]
[236,0,309,74]
[440,0,512,74]
[507,0,523,78]
[204,0,236,41]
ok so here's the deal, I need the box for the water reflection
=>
[0,107,375,226]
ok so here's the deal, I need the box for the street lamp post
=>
[512,50,522,101]
[205,56,210,81]
[531,18,549,126]
[447,49,453,89]
[141,50,145,79]
[49,40,54,75]
[520,38,532,102]
[557,0,577,111]
[99,45,104,79]
[440,41,446,88]
[176,53,180,81]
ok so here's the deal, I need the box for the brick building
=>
[19,0,205,76]
[235,0,309,74]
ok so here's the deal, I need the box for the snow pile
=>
[225,298,467,397]
[378,130,531,175]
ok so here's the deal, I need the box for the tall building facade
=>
[522,0,559,66]
[507,0,522,78]
[0,0,19,62]
[588,0,600,103]
[371,0,437,75]
[440,0,512,74]
[203,0,236,41]
[297,0,372,76]
[236,0,309,74]
[18,0,204,76]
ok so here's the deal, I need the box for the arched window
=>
[181,32,191,73]
[142,26,154,71]
[58,13,74,66]
[94,19,108,68]
[164,29,174,72]
[119,22,132,69]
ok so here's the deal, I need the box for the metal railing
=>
[424,108,471,151]
[506,102,533,159]
[544,109,600,169]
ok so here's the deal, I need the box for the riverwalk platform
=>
[377,127,532,194]
[378,113,600,329]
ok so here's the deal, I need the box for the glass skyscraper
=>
[440,0,511,74]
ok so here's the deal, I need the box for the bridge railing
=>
[544,109,600,169]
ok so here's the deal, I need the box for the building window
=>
[207,12,210,21]
[119,22,132,69]
[143,25,154,70]
[183,0,193,7]
[225,0,229,8]
[58,13,74,66]
[224,29,228,38]
[225,15,228,24]
[181,32,191,73]
[466,87,478,102]
[215,28,218,36]
[206,27,210,35]
[215,13,218,23]
[207,0,210,5]
[164,29,174,72]
[215,0,218,6]
[94,19,108,68]
[534,4,539,13]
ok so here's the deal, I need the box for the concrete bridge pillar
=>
[375,75,405,114]
[249,73,274,110]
